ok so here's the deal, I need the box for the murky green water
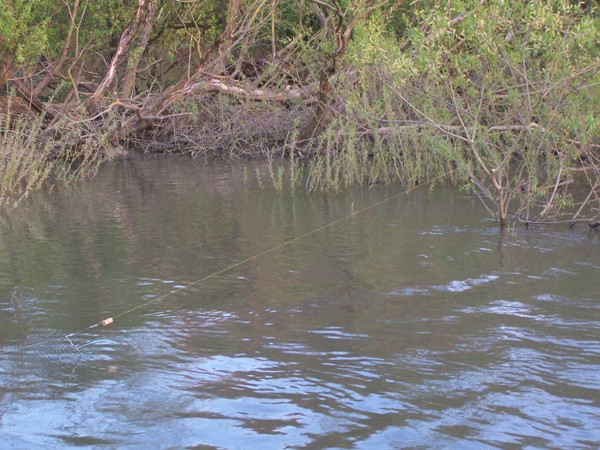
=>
[0,155,599,449]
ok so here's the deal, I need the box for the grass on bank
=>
[0,106,117,208]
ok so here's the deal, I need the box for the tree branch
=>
[86,0,156,109]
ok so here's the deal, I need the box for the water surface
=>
[0,156,599,448]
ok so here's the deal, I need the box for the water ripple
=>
[385,273,499,296]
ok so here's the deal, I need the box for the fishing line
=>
[0,169,454,356]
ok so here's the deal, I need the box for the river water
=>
[0,155,598,449]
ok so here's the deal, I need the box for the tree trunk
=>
[87,0,156,110]
[297,2,355,145]
[136,0,242,117]
[119,0,159,99]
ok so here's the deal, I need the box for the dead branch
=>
[203,77,316,102]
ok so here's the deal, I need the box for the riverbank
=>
[1,1,598,224]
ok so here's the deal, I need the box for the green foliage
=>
[0,0,51,67]
[302,0,599,224]
[0,109,53,206]
[0,99,115,207]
